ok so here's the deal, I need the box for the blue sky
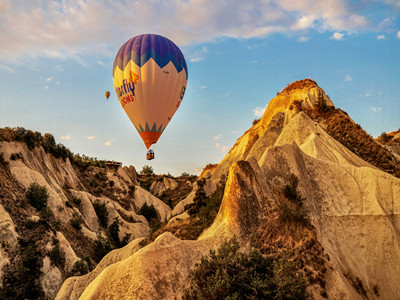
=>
[0,0,399,176]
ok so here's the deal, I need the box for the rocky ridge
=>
[55,79,400,299]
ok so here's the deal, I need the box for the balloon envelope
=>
[112,34,188,149]
[105,91,110,99]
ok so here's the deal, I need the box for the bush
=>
[139,202,158,221]
[0,239,44,299]
[48,241,65,268]
[10,152,23,161]
[71,197,81,206]
[278,174,309,225]
[93,234,114,262]
[128,185,136,197]
[70,259,89,277]
[26,182,49,211]
[70,213,83,230]
[314,94,330,113]
[93,200,109,228]
[140,165,154,175]
[185,238,307,299]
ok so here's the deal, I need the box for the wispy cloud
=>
[188,47,208,62]
[298,36,310,42]
[87,136,96,140]
[214,143,230,153]
[0,0,380,62]
[200,86,208,89]
[213,134,222,141]
[104,139,114,146]
[371,107,382,112]
[377,35,385,40]
[360,93,371,97]
[331,32,344,40]
[253,105,267,117]
[60,135,73,140]
[344,75,352,81]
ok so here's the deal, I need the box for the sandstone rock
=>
[55,237,146,300]
[79,233,215,300]
[150,177,178,197]
[41,256,63,300]
[167,211,190,227]
[68,190,99,232]
[56,231,79,273]
[0,203,18,245]
[123,165,138,184]
[134,186,171,222]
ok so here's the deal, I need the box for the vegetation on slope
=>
[306,108,400,177]
[185,238,307,300]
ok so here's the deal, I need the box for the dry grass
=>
[305,108,400,178]
[281,79,319,94]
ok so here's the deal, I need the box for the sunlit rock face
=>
[53,79,400,299]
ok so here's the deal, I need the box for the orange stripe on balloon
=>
[139,131,162,149]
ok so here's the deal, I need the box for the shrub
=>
[93,234,114,262]
[140,165,154,175]
[48,241,65,268]
[0,240,44,298]
[314,94,330,113]
[278,174,309,225]
[128,185,136,197]
[26,182,49,211]
[379,132,392,143]
[139,202,158,221]
[70,213,83,230]
[185,238,307,299]
[69,259,89,277]
[185,179,207,216]
[107,217,122,247]
[71,197,81,206]
[93,200,109,227]
[10,152,23,161]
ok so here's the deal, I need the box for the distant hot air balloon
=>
[105,91,110,99]
[112,34,188,159]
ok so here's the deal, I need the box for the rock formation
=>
[2,79,399,299]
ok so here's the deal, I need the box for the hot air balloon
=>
[105,91,110,99]
[112,34,188,160]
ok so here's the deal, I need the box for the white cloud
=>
[344,75,352,81]
[188,47,208,63]
[200,86,208,89]
[104,139,114,146]
[87,136,96,140]
[253,105,267,117]
[377,35,385,40]
[331,32,344,40]
[298,36,310,42]
[231,130,240,134]
[0,0,373,62]
[0,63,15,72]
[371,107,382,112]
[46,77,54,81]
[213,134,222,141]
[397,31,400,39]
[214,143,230,153]
[60,135,73,140]
[360,93,371,97]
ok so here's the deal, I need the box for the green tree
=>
[26,182,49,211]
[140,165,154,175]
